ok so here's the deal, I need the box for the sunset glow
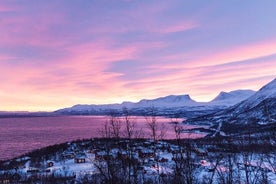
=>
[0,0,276,111]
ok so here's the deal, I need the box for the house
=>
[138,150,155,159]
[95,151,114,161]
[47,161,54,167]
[159,158,168,163]
[200,160,207,165]
[74,157,85,164]
[26,167,39,173]
[143,140,154,147]
[117,151,129,160]
[172,153,184,162]
[11,173,20,181]
[88,149,99,154]
[95,151,106,161]
[62,152,75,159]
[0,178,10,184]
[193,148,207,157]
[169,145,180,154]
[0,173,21,184]
[103,154,114,161]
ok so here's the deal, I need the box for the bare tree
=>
[98,120,111,138]
[171,117,183,143]
[144,107,170,183]
[145,107,167,142]
[145,107,158,143]
[122,107,136,139]
[109,113,122,139]
[98,111,122,139]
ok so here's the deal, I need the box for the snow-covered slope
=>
[186,78,276,133]
[234,79,276,110]
[135,94,198,107]
[56,94,200,115]
[210,90,255,106]
[223,78,276,119]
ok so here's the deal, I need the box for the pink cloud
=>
[85,18,198,35]
[197,40,276,67]
[0,54,16,61]
[153,39,276,69]
[0,4,17,12]
[0,38,143,111]
[116,51,276,102]
[151,21,198,34]
[82,1,198,35]
[1,1,275,111]
[0,7,67,47]
[123,1,199,34]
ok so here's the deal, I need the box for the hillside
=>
[186,78,276,135]
[209,90,255,106]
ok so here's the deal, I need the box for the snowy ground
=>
[1,139,276,183]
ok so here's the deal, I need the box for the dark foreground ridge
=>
[1,134,276,184]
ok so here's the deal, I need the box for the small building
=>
[200,160,207,165]
[45,169,51,173]
[95,151,108,161]
[47,161,54,167]
[88,149,99,154]
[26,167,39,173]
[0,178,10,184]
[0,173,21,184]
[117,151,129,160]
[159,158,168,163]
[11,173,20,181]
[193,148,207,157]
[75,157,85,164]
[138,150,155,159]
[62,152,75,159]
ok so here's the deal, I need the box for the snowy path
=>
[211,122,226,137]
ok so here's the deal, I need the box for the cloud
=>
[0,0,276,111]
[161,21,198,33]
[114,50,276,102]
[0,3,17,12]
[153,39,276,69]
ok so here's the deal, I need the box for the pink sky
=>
[0,0,276,111]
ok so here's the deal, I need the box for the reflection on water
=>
[0,116,205,160]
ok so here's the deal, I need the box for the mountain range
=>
[56,78,276,135]
[56,89,255,116]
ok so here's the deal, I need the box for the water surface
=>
[0,116,205,160]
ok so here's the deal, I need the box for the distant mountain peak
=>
[136,94,197,107]
[212,91,233,101]
[210,89,255,106]
[259,78,276,93]
[186,77,276,132]
[156,94,193,101]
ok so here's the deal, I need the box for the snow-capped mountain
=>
[56,89,256,116]
[219,78,276,123]
[133,94,198,107]
[209,90,255,106]
[186,78,276,134]
[56,94,199,115]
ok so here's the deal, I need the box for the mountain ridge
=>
[56,89,256,115]
[185,77,276,135]
[209,89,255,106]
